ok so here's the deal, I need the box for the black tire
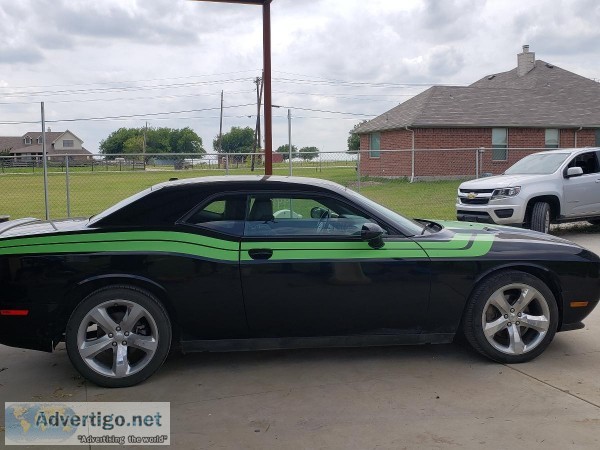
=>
[530,202,551,233]
[462,271,558,364]
[66,285,172,388]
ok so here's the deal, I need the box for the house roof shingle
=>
[355,60,600,134]
[0,130,91,155]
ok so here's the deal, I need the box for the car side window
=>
[244,194,379,237]
[184,195,247,235]
[567,152,600,175]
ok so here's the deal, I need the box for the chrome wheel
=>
[77,299,159,378]
[481,283,550,355]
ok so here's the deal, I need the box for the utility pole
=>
[252,74,263,171]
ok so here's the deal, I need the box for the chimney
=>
[517,45,535,77]
[47,127,51,132]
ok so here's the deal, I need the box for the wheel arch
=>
[525,195,561,223]
[58,274,180,346]
[471,264,564,328]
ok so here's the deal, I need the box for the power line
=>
[0,77,256,98]
[0,90,256,106]
[0,103,256,125]
[0,69,261,91]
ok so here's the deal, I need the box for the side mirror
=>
[566,166,584,178]
[361,223,385,249]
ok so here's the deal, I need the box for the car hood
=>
[459,174,549,189]
[0,217,90,238]
[434,220,582,247]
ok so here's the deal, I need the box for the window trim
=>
[491,128,508,161]
[545,128,559,149]
[63,139,74,148]
[369,132,381,158]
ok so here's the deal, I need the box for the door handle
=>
[248,248,273,260]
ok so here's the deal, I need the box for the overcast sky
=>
[1,0,599,154]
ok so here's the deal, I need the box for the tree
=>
[299,146,319,160]
[123,135,144,155]
[99,128,141,156]
[213,126,255,155]
[99,127,204,158]
[276,144,298,161]
[347,120,368,153]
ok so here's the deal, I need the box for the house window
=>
[36,137,42,144]
[63,139,74,148]
[545,129,559,148]
[595,129,600,147]
[492,128,507,161]
[369,133,380,158]
[24,137,32,145]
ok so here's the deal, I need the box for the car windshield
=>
[343,188,424,236]
[504,153,570,175]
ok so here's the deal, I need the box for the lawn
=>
[0,165,461,221]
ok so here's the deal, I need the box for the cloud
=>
[0,47,44,65]
[1,0,600,154]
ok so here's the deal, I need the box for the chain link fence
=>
[0,147,546,223]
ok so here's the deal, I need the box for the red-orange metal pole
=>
[262,0,272,175]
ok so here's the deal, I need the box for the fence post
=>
[475,148,479,178]
[225,154,229,175]
[65,156,71,218]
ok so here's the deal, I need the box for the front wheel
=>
[530,202,551,233]
[66,286,172,388]
[462,271,558,364]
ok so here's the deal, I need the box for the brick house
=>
[355,46,600,179]
[0,129,92,161]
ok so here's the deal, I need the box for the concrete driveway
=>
[1,232,600,449]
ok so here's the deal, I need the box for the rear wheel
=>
[462,271,558,363]
[66,286,171,388]
[530,202,551,233]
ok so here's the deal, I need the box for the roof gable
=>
[356,60,600,133]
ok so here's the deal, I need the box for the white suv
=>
[456,148,600,233]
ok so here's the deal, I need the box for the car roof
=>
[153,175,348,192]
[533,147,600,156]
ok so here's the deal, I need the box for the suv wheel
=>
[530,202,551,233]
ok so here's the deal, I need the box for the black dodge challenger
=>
[0,176,599,387]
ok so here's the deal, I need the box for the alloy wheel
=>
[76,300,159,378]
[481,283,550,355]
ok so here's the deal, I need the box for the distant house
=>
[0,129,92,161]
[355,46,600,178]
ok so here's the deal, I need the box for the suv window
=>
[244,194,376,237]
[184,194,247,235]
[567,151,600,175]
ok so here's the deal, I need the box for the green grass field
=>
[0,165,461,221]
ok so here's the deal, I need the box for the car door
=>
[563,151,600,216]
[173,193,248,341]
[239,191,431,338]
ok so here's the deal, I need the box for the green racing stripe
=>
[0,230,494,261]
